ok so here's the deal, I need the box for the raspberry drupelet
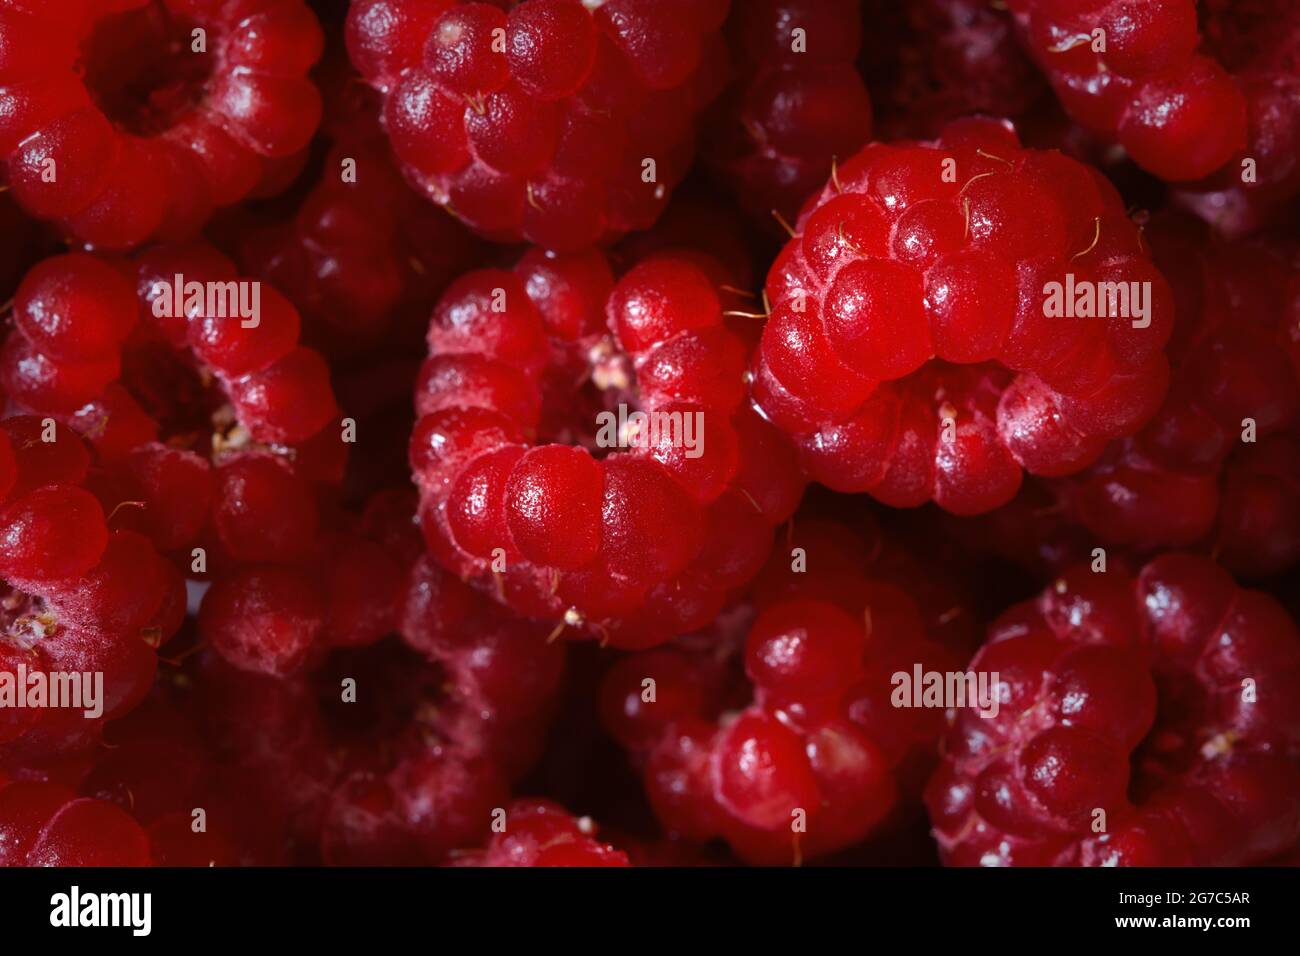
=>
[705,0,873,231]
[345,0,731,249]
[0,417,183,768]
[1061,214,1300,578]
[752,118,1174,516]
[411,247,804,647]
[196,488,423,678]
[926,554,1300,866]
[0,0,324,249]
[0,778,152,866]
[600,518,978,864]
[455,799,629,866]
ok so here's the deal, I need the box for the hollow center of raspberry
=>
[79,2,212,136]
[1127,669,1215,797]
[533,344,648,456]
[313,639,450,756]
[121,338,226,450]
[0,586,51,648]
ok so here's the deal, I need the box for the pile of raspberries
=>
[0,0,1296,868]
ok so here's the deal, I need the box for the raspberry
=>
[1004,0,1289,185]
[192,493,565,863]
[0,244,344,585]
[705,0,874,230]
[1,243,339,450]
[456,799,629,866]
[600,518,975,863]
[0,416,181,767]
[412,248,803,645]
[752,119,1174,515]
[0,780,151,866]
[1060,214,1300,577]
[926,554,1300,865]
[0,0,323,248]
[346,0,730,249]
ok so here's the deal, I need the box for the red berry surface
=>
[184,490,565,864]
[863,0,1048,140]
[346,0,731,249]
[1060,214,1300,576]
[223,50,488,357]
[412,246,803,645]
[456,799,628,866]
[0,779,151,866]
[0,417,180,767]
[927,554,1300,865]
[600,517,979,863]
[0,0,323,248]
[753,118,1174,515]
[1005,0,1250,181]
[0,0,1295,877]
[1007,0,1300,234]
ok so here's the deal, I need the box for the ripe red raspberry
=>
[1004,0,1294,188]
[190,490,564,864]
[345,0,730,249]
[752,118,1174,515]
[1061,215,1300,577]
[0,416,182,767]
[705,0,873,230]
[412,248,803,646]
[862,0,1048,140]
[0,0,323,249]
[456,799,629,866]
[926,554,1300,866]
[0,244,344,581]
[600,518,975,864]
[0,779,151,866]
[0,243,339,448]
